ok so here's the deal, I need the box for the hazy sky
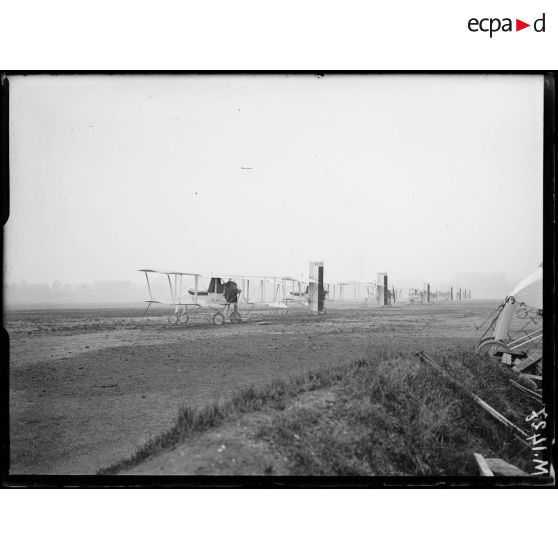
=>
[5,74,543,287]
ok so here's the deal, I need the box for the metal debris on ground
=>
[416,351,530,445]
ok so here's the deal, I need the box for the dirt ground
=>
[7,300,498,475]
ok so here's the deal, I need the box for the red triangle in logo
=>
[516,19,530,31]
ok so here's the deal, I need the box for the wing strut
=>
[145,272,153,300]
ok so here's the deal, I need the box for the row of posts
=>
[309,263,472,310]
[421,284,472,304]
[379,277,472,306]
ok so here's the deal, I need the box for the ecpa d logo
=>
[468,13,545,37]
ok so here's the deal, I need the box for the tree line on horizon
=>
[5,280,145,305]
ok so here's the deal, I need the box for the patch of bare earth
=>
[8,302,499,474]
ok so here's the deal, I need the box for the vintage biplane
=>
[475,264,543,380]
[136,269,312,325]
[326,282,377,302]
[324,281,397,305]
[406,288,423,304]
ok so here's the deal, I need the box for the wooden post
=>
[377,273,387,306]
[309,261,323,313]
[427,283,430,303]
[383,274,388,305]
[318,264,324,312]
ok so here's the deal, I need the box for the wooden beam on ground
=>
[492,347,527,358]
[512,351,543,373]
[520,373,543,382]
[508,379,542,403]
[484,458,529,477]
[474,453,494,476]
[416,351,530,445]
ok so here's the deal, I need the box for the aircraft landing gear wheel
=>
[212,312,225,325]
[230,311,242,324]
[168,314,179,324]
[474,338,510,357]
[179,314,189,324]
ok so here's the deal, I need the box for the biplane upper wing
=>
[139,269,200,277]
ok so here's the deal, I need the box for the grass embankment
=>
[99,349,533,475]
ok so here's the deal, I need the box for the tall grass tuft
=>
[257,351,533,475]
